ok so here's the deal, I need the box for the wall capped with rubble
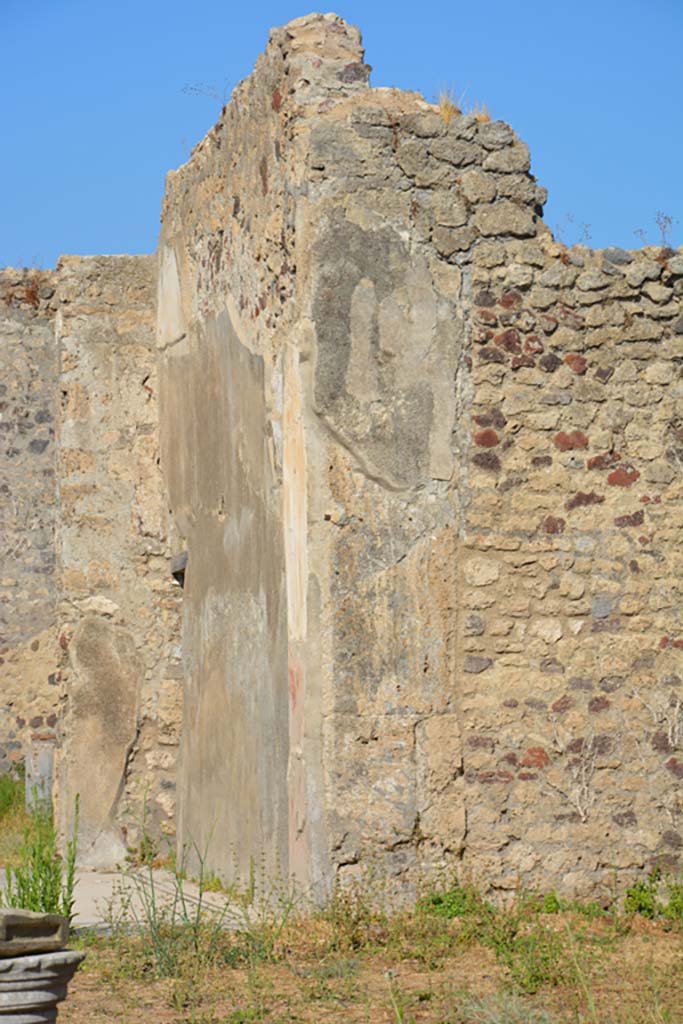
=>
[158,13,682,900]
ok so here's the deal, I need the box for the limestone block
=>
[474,201,536,238]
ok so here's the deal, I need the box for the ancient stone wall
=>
[458,223,683,894]
[0,270,61,775]
[55,256,182,866]
[2,13,680,897]
[158,13,682,900]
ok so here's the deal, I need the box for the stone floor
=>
[68,870,236,933]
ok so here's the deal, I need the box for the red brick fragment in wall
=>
[272,88,282,111]
[587,451,621,470]
[554,430,588,451]
[511,354,535,370]
[495,328,522,353]
[607,465,640,487]
[474,428,499,448]
[614,509,645,528]
[500,289,522,308]
[566,491,605,511]
[524,335,544,354]
[520,747,551,768]
[565,353,588,374]
[542,515,566,534]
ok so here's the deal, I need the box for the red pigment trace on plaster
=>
[477,770,514,784]
[552,694,573,713]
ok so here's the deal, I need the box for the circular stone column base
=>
[0,949,85,1023]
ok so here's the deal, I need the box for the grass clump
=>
[418,880,488,920]
[624,868,662,919]
[622,867,683,923]
[437,89,461,125]
[0,770,32,867]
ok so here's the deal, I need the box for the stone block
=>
[0,910,68,958]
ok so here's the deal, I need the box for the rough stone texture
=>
[457,233,683,896]
[0,270,61,774]
[0,910,67,958]
[55,256,183,866]
[157,14,682,900]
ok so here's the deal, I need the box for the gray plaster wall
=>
[160,308,288,879]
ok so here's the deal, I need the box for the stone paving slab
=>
[70,870,240,932]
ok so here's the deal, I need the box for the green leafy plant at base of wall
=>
[1,794,79,923]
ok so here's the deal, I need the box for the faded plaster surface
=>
[56,256,182,865]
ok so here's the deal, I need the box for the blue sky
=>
[2,0,681,267]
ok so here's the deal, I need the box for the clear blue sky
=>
[2,0,681,268]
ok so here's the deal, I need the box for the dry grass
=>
[469,102,491,124]
[437,89,461,126]
[62,888,683,1024]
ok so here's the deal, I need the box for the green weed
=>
[418,881,489,920]
[624,869,662,919]
[0,772,23,819]
[663,880,683,921]
[1,795,79,922]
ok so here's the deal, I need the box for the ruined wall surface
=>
[458,225,683,894]
[56,256,182,866]
[159,14,683,900]
[0,270,61,774]
[302,82,683,897]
